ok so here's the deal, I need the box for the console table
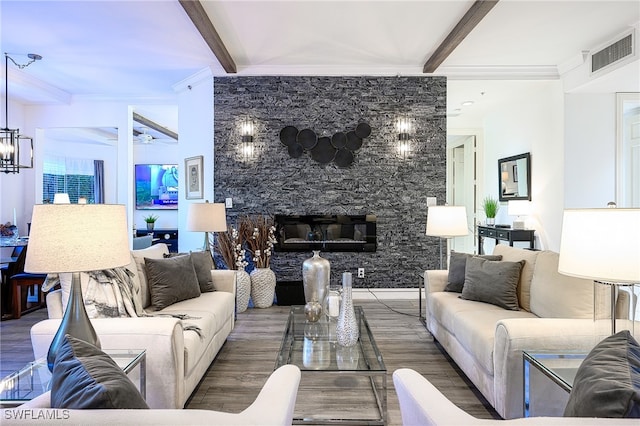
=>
[477,225,535,254]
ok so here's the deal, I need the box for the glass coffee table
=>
[522,351,586,417]
[0,349,146,407]
[276,305,387,425]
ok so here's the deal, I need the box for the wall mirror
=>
[498,152,531,201]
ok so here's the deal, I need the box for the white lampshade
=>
[53,193,70,204]
[558,208,640,283]
[186,202,227,232]
[508,200,530,216]
[426,206,468,238]
[25,204,131,273]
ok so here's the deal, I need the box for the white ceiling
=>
[1,0,639,114]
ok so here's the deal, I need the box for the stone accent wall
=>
[214,76,446,288]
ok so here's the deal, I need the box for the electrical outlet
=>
[357,268,365,278]
[225,197,233,208]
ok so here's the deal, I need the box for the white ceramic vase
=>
[235,270,251,313]
[250,268,276,308]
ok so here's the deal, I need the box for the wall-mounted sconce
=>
[396,117,411,158]
[240,120,254,159]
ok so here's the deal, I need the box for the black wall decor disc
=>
[297,129,317,149]
[280,126,298,146]
[331,132,347,149]
[355,122,371,139]
[311,137,336,164]
[334,149,354,167]
[288,143,304,158]
[346,131,363,150]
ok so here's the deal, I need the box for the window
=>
[43,155,103,204]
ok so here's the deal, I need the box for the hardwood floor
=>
[0,300,500,424]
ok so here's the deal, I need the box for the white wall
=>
[564,93,617,208]
[175,69,216,252]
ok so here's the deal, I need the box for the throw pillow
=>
[144,255,201,310]
[51,334,148,409]
[460,256,524,310]
[445,252,503,292]
[164,252,215,292]
[564,330,640,418]
[189,251,215,293]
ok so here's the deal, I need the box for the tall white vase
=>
[235,270,251,313]
[250,268,276,308]
[336,271,359,347]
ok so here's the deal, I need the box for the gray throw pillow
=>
[445,252,503,292]
[460,256,523,310]
[189,251,215,292]
[51,334,148,409]
[564,330,640,418]
[164,252,215,292]
[145,255,201,310]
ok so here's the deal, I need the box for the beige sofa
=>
[424,245,628,419]
[30,243,236,409]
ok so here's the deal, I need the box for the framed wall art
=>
[185,155,204,200]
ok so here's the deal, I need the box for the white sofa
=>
[1,365,301,426]
[424,245,628,419]
[30,243,236,409]
[393,368,637,425]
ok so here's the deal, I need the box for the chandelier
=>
[2,52,42,174]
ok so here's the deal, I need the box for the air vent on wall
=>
[591,31,634,74]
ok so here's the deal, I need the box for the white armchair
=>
[392,368,636,426]
[2,365,301,426]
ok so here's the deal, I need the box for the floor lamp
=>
[426,206,468,270]
[25,204,131,371]
[186,201,227,254]
[558,208,640,335]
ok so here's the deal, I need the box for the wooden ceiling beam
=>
[133,113,178,140]
[423,0,499,73]
[179,0,237,73]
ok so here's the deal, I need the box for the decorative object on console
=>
[425,205,468,269]
[279,122,371,167]
[508,200,530,230]
[2,52,40,174]
[396,116,411,158]
[186,200,227,254]
[25,204,130,371]
[482,196,499,226]
[302,250,330,322]
[558,207,640,335]
[53,193,71,204]
[240,119,255,159]
[336,272,359,347]
[143,214,158,231]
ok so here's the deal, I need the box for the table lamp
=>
[558,208,640,335]
[52,193,70,204]
[426,205,468,269]
[25,204,130,371]
[508,200,530,229]
[186,201,227,254]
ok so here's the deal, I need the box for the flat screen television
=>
[135,164,179,210]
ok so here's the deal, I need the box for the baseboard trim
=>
[352,288,418,300]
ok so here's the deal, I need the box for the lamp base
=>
[47,272,100,371]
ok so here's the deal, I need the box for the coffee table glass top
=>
[276,305,385,373]
[0,349,146,405]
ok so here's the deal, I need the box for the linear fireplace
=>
[274,214,376,252]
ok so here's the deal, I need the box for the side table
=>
[522,351,585,417]
[0,349,146,407]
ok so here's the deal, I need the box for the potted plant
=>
[482,196,499,226]
[144,214,159,231]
